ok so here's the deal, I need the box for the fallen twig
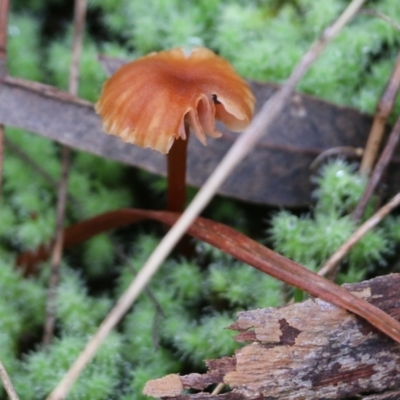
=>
[318,191,400,278]
[353,112,400,221]
[46,2,368,399]
[359,51,400,175]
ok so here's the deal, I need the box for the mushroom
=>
[95,47,255,212]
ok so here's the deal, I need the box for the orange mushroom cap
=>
[95,47,255,154]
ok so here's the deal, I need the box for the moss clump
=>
[3,1,400,399]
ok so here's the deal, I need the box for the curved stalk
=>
[166,130,189,213]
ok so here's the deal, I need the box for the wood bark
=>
[2,75,400,207]
[144,274,400,399]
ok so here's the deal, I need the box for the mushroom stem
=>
[166,127,190,213]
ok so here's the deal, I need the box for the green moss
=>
[56,269,112,335]
[208,261,282,309]
[83,234,115,275]
[312,160,367,215]
[47,33,107,102]
[14,334,123,400]
[4,1,400,398]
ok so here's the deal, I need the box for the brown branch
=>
[46,2,368,398]
[360,51,400,175]
[353,112,400,221]
[318,191,400,278]
[43,0,87,346]
[2,73,394,208]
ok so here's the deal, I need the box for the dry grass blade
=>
[18,207,400,343]
[46,1,367,399]
[43,0,87,346]
[360,51,400,175]
[318,191,400,277]
[0,360,20,400]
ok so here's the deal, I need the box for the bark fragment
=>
[145,274,400,399]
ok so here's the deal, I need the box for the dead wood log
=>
[144,274,400,399]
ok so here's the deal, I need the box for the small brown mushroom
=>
[95,46,255,154]
[96,46,255,219]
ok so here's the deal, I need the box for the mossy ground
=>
[1,1,400,398]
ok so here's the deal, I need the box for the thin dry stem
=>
[46,1,366,399]
[360,51,400,174]
[0,360,20,400]
[353,112,400,221]
[318,191,400,278]
[43,0,86,346]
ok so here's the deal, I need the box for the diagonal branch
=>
[359,51,400,175]
[353,112,400,221]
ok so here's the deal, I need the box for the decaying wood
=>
[144,274,400,399]
[2,75,400,207]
